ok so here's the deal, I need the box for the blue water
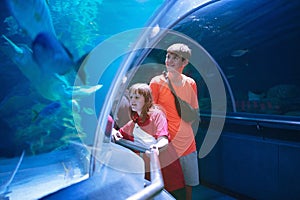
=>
[1,0,300,158]
[0,0,164,157]
[169,0,300,115]
[0,1,299,199]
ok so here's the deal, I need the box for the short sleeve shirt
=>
[150,74,198,156]
[119,108,169,141]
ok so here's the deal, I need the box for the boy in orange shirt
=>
[150,43,200,200]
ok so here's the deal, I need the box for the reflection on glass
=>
[171,1,300,117]
[0,0,165,199]
[0,143,89,200]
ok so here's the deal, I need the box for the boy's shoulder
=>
[182,74,196,84]
[150,74,165,84]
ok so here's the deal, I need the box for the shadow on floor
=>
[192,184,237,200]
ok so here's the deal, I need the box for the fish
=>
[5,0,56,40]
[0,150,25,199]
[31,32,88,85]
[2,35,101,101]
[230,49,249,57]
[226,74,235,79]
[32,32,75,76]
[1,35,67,101]
[1,34,41,80]
[32,101,62,122]
[5,0,87,84]
[67,84,103,97]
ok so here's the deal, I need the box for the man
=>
[150,43,199,200]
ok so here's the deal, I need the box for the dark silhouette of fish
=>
[5,0,88,84]
[5,0,56,41]
[2,35,101,101]
[3,0,103,100]
[1,34,41,81]
[32,32,75,76]
[32,101,62,123]
[230,49,249,57]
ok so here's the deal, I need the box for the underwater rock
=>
[266,84,300,114]
[248,91,265,101]
[267,84,300,99]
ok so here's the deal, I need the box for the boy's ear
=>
[183,59,189,66]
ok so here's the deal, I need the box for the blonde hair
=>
[167,43,191,60]
[128,83,153,122]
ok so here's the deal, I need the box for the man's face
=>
[165,52,185,73]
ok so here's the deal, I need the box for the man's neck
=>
[168,72,183,86]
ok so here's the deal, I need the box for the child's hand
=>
[111,129,123,142]
[149,144,159,156]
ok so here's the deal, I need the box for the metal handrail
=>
[116,138,149,153]
[116,139,164,200]
[201,112,300,127]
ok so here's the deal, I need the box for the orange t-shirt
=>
[150,74,199,157]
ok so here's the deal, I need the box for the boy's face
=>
[165,52,187,73]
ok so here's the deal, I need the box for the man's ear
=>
[183,59,189,66]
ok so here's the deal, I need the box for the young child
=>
[112,83,185,198]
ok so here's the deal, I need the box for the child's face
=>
[165,52,184,72]
[129,91,145,113]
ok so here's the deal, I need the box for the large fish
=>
[1,34,41,81]
[5,0,87,84]
[1,35,101,102]
[5,0,56,40]
[32,32,87,83]
[32,32,75,76]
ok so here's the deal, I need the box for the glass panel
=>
[0,0,164,199]
[171,0,300,117]
[109,26,227,159]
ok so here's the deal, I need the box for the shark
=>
[32,31,88,84]
[5,0,88,84]
[5,0,57,41]
[3,0,101,101]
[32,32,76,76]
[1,35,101,102]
